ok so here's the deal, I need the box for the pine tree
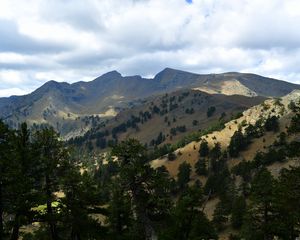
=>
[33,127,70,240]
[228,129,248,157]
[112,139,171,240]
[274,167,300,239]
[0,120,13,239]
[195,157,208,176]
[242,168,276,240]
[161,185,217,240]
[199,140,209,157]
[7,123,39,240]
[231,195,246,229]
[107,178,133,239]
[60,165,104,239]
[264,116,279,132]
[177,162,191,190]
[213,201,228,231]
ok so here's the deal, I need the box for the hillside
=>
[150,90,300,238]
[152,90,300,177]
[1,68,299,137]
[69,89,265,151]
[2,86,300,240]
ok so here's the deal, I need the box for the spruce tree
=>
[177,162,191,190]
[231,195,246,229]
[242,168,276,240]
[112,139,171,240]
[0,120,13,239]
[33,127,69,240]
[199,140,209,157]
[195,158,208,176]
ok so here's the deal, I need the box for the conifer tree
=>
[199,140,209,157]
[0,120,13,239]
[195,158,207,176]
[177,162,191,190]
[33,127,69,240]
[112,139,171,240]
[242,168,276,240]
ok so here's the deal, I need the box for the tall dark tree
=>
[264,116,279,132]
[195,158,207,176]
[274,167,300,239]
[231,195,246,229]
[209,142,222,162]
[0,120,13,239]
[177,162,191,190]
[242,168,276,240]
[287,113,300,134]
[106,178,133,239]
[112,139,171,240]
[61,165,104,240]
[228,129,248,157]
[199,140,209,157]
[33,127,69,240]
[7,123,38,240]
[213,201,228,231]
[161,185,217,240]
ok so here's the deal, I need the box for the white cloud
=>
[0,88,30,97]
[0,70,25,84]
[0,0,300,97]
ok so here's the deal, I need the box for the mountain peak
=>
[154,68,178,81]
[157,67,178,74]
[100,70,122,78]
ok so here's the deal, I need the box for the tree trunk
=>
[10,214,20,240]
[46,175,59,240]
[0,183,3,240]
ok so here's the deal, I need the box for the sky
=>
[1,0,300,97]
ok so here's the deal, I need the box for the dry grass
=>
[151,92,300,224]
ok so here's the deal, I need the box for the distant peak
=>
[160,67,177,73]
[154,67,193,81]
[42,80,60,88]
[154,68,177,79]
[43,80,70,87]
[34,80,69,94]
[100,70,122,78]
[155,67,195,76]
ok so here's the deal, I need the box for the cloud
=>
[0,19,73,54]
[0,88,30,98]
[0,0,300,97]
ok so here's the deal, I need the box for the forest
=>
[0,113,300,240]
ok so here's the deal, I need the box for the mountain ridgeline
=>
[0,68,299,137]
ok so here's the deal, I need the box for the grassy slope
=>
[84,89,264,150]
[151,90,300,238]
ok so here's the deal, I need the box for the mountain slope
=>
[151,90,300,177]
[1,68,299,136]
[149,90,300,239]
[70,89,265,150]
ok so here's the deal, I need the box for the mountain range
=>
[1,68,299,137]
